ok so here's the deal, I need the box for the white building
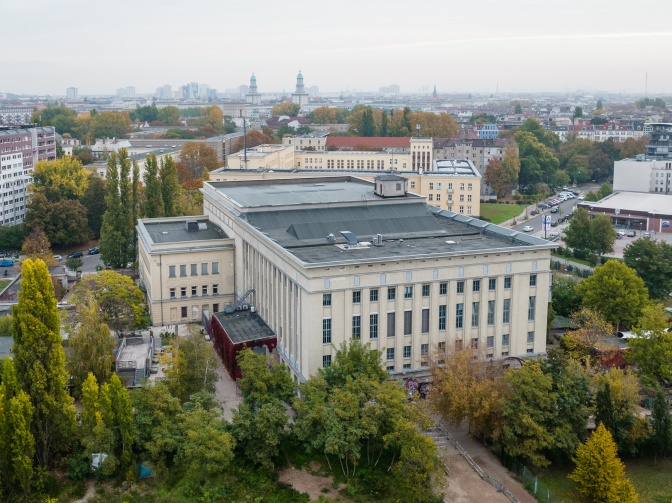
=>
[614,157,672,194]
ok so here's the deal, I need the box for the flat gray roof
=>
[581,191,672,216]
[141,218,228,244]
[213,311,275,344]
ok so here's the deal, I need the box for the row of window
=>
[322,297,536,343]
[323,276,537,306]
[322,331,536,368]
[169,284,219,298]
[168,262,219,277]
[427,182,473,191]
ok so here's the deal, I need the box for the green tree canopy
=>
[157,106,180,126]
[623,238,672,299]
[80,174,107,238]
[271,102,300,117]
[89,111,132,139]
[514,130,560,191]
[552,276,582,317]
[31,157,90,202]
[563,208,616,263]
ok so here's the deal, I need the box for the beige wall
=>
[227,144,295,170]
[202,184,549,382]
[282,136,327,151]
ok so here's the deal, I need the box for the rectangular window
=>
[388,287,396,300]
[439,282,447,295]
[489,278,496,291]
[323,355,332,368]
[181,306,187,318]
[213,284,218,295]
[387,312,396,337]
[202,285,208,296]
[456,303,464,329]
[387,348,395,361]
[439,305,447,330]
[473,279,480,292]
[403,311,412,335]
[404,286,413,299]
[421,308,429,333]
[352,315,361,338]
[323,319,332,344]
[370,289,379,302]
[353,291,361,304]
[457,281,464,294]
[213,303,219,313]
[191,286,197,296]
[180,287,187,298]
[170,288,176,299]
[504,277,512,289]
[502,334,510,347]
[487,300,495,326]
[503,298,510,324]
[370,314,378,339]
[212,262,219,274]
[403,345,411,358]
[527,331,534,344]
[472,302,479,327]
[191,264,197,276]
[528,296,536,321]
[438,341,446,353]
[323,293,331,306]
[530,274,537,287]
[180,264,187,277]
[387,365,395,372]
[201,263,208,275]
[487,336,494,348]
[421,343,429,356]
[422,284,430,297]
[169,265,176,278]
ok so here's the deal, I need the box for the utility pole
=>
[243,115,247,170]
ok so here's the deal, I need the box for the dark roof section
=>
[374,174,407,181]
[326,136,410,149]
[143,218,228,244]
[213,310,276,344]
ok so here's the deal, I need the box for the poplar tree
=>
[160,156,182,217]
[12,258,75,467]
[143,154,164,218]
[132,159,140,260]
[99,150,134,268]
[101,374,135,468]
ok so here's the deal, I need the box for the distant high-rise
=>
[246,74,261,105]
[291,71,309,107]
[379,84,400,95]
[117,86,136,97]
[66,87,78,99]
[155,84,173,99]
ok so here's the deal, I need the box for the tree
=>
[623,238,672,299]
[21,227,55,266]
[271,102,300,117]
[68,293,115,392]
[89,111,132,139]
[177,143,219,182]
[129,105,158,123]
[572,106,583,121]
[597,182,613,199]
[12,259,76,467]
[236,349,294,407]
[552,276,581,317]
[514,103,523,114]
[360,107,375,136]
[483,159,510,198]
[25,193,92,247]
[231,400,288,471]
[80,174,106,238]
[99,149,134,268]
[143,154,164,218]
[626,304,672,388]
[32,157,90,202]
[409,111,459,138]
[569,423,638,503]
[7,391,36,495]
[564,208,615,263]
[499,362,556,468]
[73,270,148,330]
[165,326,220,403]
[157,106,180,126]
[231,130,276,153]
[577,260,649,332]
[514,130,559,191]
[596,99,604,110]
[471,113,498,124]
[201,105,224,130]
[311,106,337,124]
[0,225,25,251]
[79,374,116,476]
[650,390,672,458]
[160,156,182,217]
[103,374,135,468]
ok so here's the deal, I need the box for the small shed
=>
[211,310,276,379]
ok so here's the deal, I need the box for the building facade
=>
[578,192,672,234]
[645,123,672,160]
[0,126,56,225]
[199,176,553,382]
[614,157,672,194]
[0,107,33,126]
[291,71,309,107]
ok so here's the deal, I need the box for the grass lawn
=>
[539,458,672,503]
[551,253,593,267]
[479,203,525,224]
[0,279,10,291]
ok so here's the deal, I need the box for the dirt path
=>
[278,462,344,501]
[443,424,536,503]
[72,480,96,503]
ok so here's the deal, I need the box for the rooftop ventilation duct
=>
[340,231,358,245]
[186,220,199,232]
[326,233,335,243]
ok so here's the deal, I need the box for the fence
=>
[434,423,520,503]
[510,461,564,503]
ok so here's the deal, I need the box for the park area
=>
[479,203,524,224]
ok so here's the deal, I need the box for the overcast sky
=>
[3,0,671,96]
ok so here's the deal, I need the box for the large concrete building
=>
[192,175,553,382]
[614,157,672,194]
[0,126,56,225]
[578,192,672,234]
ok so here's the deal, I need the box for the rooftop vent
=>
[373,233,384,246]
[326,233,335,243]
[186,220,199,232]
[340,231,358,245]
[198,222,208,231]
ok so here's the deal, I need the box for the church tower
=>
[291,70,309,107]
[246,73,261,105]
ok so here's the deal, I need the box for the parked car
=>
[0,259,14,267]
[550,207,558,213]
[643,232,651,238]
[617,230,626,237]
[530,209,539,216]
[550,221,558,227]
[67,251,83,259]
[53,255,62,261]
[577,195,585,200]
[88,247,100,255]
[626,230,636,237]
[523,225,534,232]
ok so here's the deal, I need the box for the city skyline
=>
[2,0,672,96]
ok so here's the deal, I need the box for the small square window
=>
[387,365,395,372]
[504,277,512,289]
[439,282,447,295]
[527,331,535,344]
[457,281,464,294]
[422,284,430,297]
[353,291,361,304]
[388,287,396,300]
[403,363,411,369]
[487,336,494,348]
[438,341,446,353]
[323,293,332,307]
[370,289,379,302]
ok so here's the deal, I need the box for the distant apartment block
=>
[564,120,647,143]
[645,123,672,160]
[66,87,78,99]
[0,126,56,225]
[0,107,33,126]
[477,124,499,139]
